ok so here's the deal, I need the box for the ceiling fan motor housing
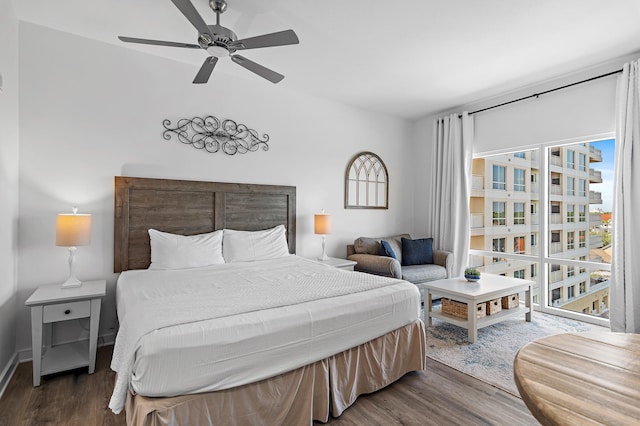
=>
[198,25,237,56]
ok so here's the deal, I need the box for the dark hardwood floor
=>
[0,346,538,425]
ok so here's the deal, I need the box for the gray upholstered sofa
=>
[346,234,452,285]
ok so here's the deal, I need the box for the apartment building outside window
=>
[567,177,575,196]
[493,202,506,225]
[567,231,575,250]
[579,205,586,222]
[515,269,525,279]
[469,138,614,326]
[567,150,575,169]
[493,165,506,190]
[514,236,525,254]
[567,204,575,223]
[514,169,525,191]
[514,202,525,225]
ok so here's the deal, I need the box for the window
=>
[514,169,525,191]
[567,204,574,223]
[579,205,586,222]
[492,238,506,263]
[567,150,575,169]
[470,140,614,324]
[579,153,586,171]
[492,202,506,225]
[514,202,525,225]
[578,179,586,197]
[493,165,506,190]
[567,177,575,196]
[567,232,575,250]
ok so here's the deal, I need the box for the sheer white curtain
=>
[611,59,640,333]
[427,112,473,277]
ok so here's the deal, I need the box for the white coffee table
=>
[420,274,533,343]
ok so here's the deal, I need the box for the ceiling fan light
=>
[206,45,229,57]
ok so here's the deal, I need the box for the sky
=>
[590,138,615,213]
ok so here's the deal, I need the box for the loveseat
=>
[346,234,452,285]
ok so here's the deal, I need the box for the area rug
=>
[424,310,608,396]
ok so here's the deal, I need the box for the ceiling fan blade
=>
[231,29,299,50]
[170,0,212,36]
[193,57,218,84]
[231,55,284,84]
[118,36,200,49]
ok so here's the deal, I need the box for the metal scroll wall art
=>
[162,116,269,155]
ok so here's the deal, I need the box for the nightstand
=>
[25,279,106,386]
[315,257,357,271]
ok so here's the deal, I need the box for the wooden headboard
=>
[114,176,296,272]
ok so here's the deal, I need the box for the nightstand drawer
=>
[43,300,91,323]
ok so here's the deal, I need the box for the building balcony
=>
[550,242,563,255]
[550,269,563,283]
[589,169,603,183]
[549,155,563,167]
[589,145,603,162]
[589,212,602,226]
[589,190,603,205]
[472,174,484,191]
[550,184,562,196]
[550,213,562,225]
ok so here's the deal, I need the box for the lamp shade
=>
[314,212,331,235]
[56,214,92,247]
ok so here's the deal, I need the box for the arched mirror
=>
[344,151,389,209]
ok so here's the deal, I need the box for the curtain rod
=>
[462,68,623,116]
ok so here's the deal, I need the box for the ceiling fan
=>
[119,0,299,84]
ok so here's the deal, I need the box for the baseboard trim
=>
[0,352,19,400]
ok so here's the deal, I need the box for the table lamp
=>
[314,210,332,261]
[56,207,92,288]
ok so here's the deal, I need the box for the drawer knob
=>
[64,309,71,315]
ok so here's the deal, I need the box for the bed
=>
[110,176,426,425]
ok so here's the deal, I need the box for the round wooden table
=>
[514,332,640,425]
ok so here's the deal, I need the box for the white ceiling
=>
[13,0,640,119]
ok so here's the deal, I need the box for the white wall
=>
[15,23,414,353]
[0,0,20,388]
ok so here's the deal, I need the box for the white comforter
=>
[109,255,420,414]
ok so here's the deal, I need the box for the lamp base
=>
[61,276,82,288]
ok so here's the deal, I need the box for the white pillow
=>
[223,225,290,262]
[148,229,224,270]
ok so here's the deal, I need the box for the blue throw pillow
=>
[401,237,433,266]
[380,240,397,259]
